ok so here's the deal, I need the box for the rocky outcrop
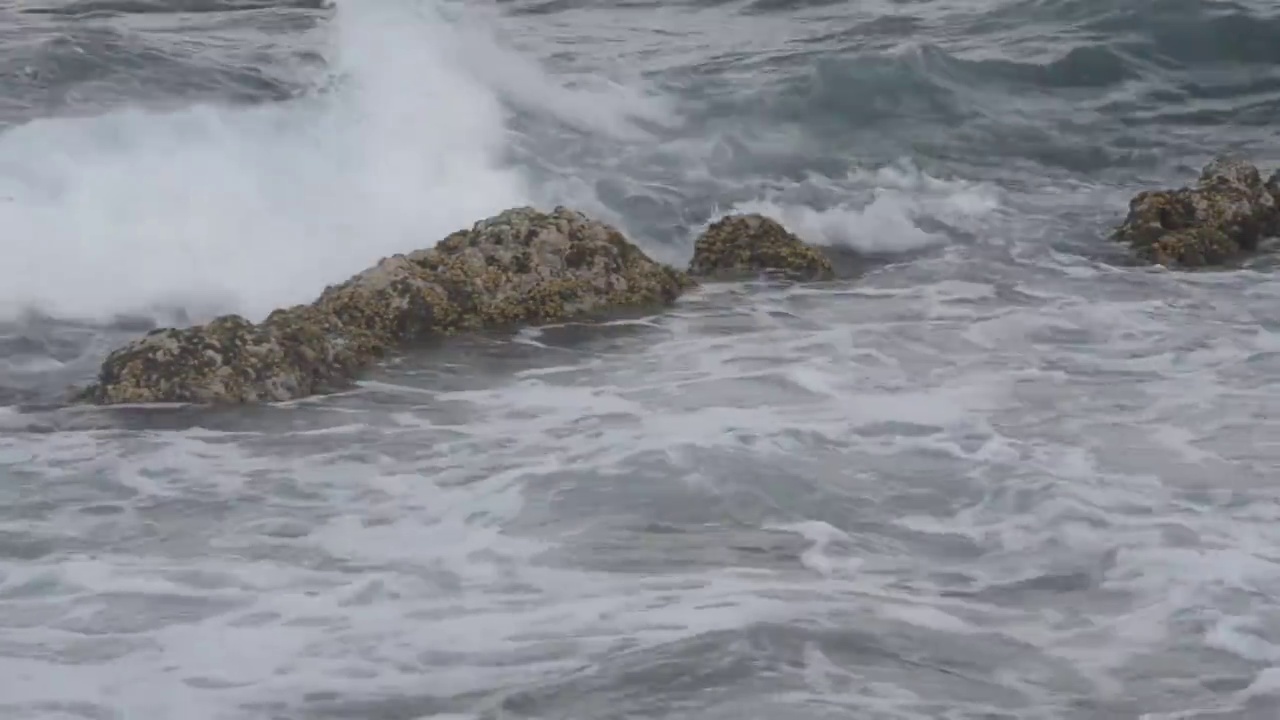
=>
[76,206,860,406]
[73,308,367,405]
[688,213,835,281]
[1113,156,1280,267]
[76,207,691,406]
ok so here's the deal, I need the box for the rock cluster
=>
[75,155,1280,407]
[76,207,839,406]
[1113,156,1280,267]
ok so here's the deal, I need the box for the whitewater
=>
[3,0,1280,718]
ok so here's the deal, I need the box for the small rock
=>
[414,205,692,331]
[74,314,350,405]
[1113,155,1279,267]
[687,214,835,281]
[315,205,692,342]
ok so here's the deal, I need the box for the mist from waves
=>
[0,0,660,324]
[0,0,1005,331]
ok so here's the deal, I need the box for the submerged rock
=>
[76,206,691,406]
[1113,156,1279,267]
[687,213,835,281]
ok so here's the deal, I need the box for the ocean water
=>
[3,0,1280,717]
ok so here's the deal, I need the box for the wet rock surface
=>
[1113,156,1280,268]
[688,214,836,282]
[76,207,691,406]
[73,310,366,405]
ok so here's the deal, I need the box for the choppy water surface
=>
[3,0,1280,718]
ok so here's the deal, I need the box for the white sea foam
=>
[0,0,668,325]
[0,1,1007,325]
[725,160,1002,254]
[5,256,1280,718]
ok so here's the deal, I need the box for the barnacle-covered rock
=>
[688,214,834,281]
[312,205,692,344]
[73,311,361,405]
[75,206,690,406]
[1113,156,1279,267]
[312,254,456,346]
[411,206,693,331]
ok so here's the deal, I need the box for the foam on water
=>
[0,0,1014,328]
[726,161,1003,254]
[5,258,1280,716]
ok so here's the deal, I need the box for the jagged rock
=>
[73,311,362,405]
[1113,156,1279,267]
[687,214,834,281]
[410,206,693,330]
[311,254,457,346]
[76,206,691,406]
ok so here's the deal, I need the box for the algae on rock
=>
[1113,156,1279,267]
[688,213,835,281]
[75,312,361,405]
[413,206,692,329]
[77,206,691,406]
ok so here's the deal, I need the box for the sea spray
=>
[0,0,531,324]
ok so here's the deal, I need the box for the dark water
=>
[3,1,1280,718]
